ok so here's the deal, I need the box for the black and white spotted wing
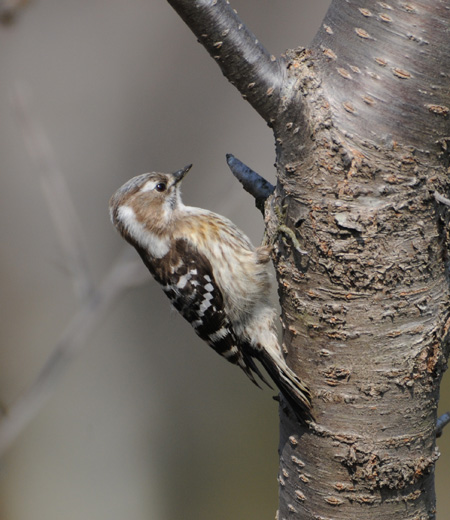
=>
[134,238,266,386]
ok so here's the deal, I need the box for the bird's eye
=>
[155,183,166,192]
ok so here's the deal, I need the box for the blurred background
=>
[0,1,449,519]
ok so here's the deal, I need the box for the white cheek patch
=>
[117,205,170,258]
[140,179,159,193]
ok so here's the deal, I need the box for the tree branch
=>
[436,412,450,438]
[167,0,286,123]
[0,249,148,457]
[226,153,274,213]
[13,85,95,301]
[0,87,150,456]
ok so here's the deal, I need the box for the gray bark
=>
[166,0,450,518]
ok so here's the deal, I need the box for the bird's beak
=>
[173,164,192,184]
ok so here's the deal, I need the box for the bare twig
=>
[226,153,275,214]
[167,0,286,123]
[13,85,95,301]
[0,249,148,457]
[436,412,450,438]
[0,85,150,456]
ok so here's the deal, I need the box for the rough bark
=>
[268,51,449,519]
[166,0,450,518]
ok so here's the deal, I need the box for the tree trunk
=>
[271,51,448,519]
[167,0,450,518]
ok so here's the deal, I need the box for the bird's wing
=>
[135,238,268,387]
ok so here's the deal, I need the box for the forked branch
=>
[0,88,149,457]
[167,0,287,123]
[0,249,148,457]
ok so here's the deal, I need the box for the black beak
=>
[173,164,192,184]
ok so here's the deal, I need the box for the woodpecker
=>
[109,164,312,422]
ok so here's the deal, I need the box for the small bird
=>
[109,164,312,422]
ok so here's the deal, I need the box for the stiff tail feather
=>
[258,350,313,423]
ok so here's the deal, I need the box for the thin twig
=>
[436,412,450,438]
[13,84,95,301]
[226,153,275,214]
[0,249,148,457]
[0,85,150,456]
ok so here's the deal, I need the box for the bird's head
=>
[109,164,192,235]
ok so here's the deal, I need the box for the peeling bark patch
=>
[362,95,376,105]
[288,435,298,447]
[342,101,356,113]
[353,494,378,504]
[374,57,388,67]
[294,489,305,501]
[325,495,344,506]
[334,481,355,492]
[426,104,449,117]
[337,67,352,80]
[322,366,351,386]
[379,13,393,22]
[358,8,373,17]
[358,382,390,398]
[316,388,355,403]
[416,334,443,376]
[403,489,423,502]
[402,3,417,12]
[298,473,310,483]
[355,27,372,39]
[392,68,412,79]
[291,455,305,467]
[426,341,441,373]
[323,48,337,60]
[334,212,364,232]
[341,445,440,490]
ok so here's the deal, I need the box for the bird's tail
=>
[257,350,313,423]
